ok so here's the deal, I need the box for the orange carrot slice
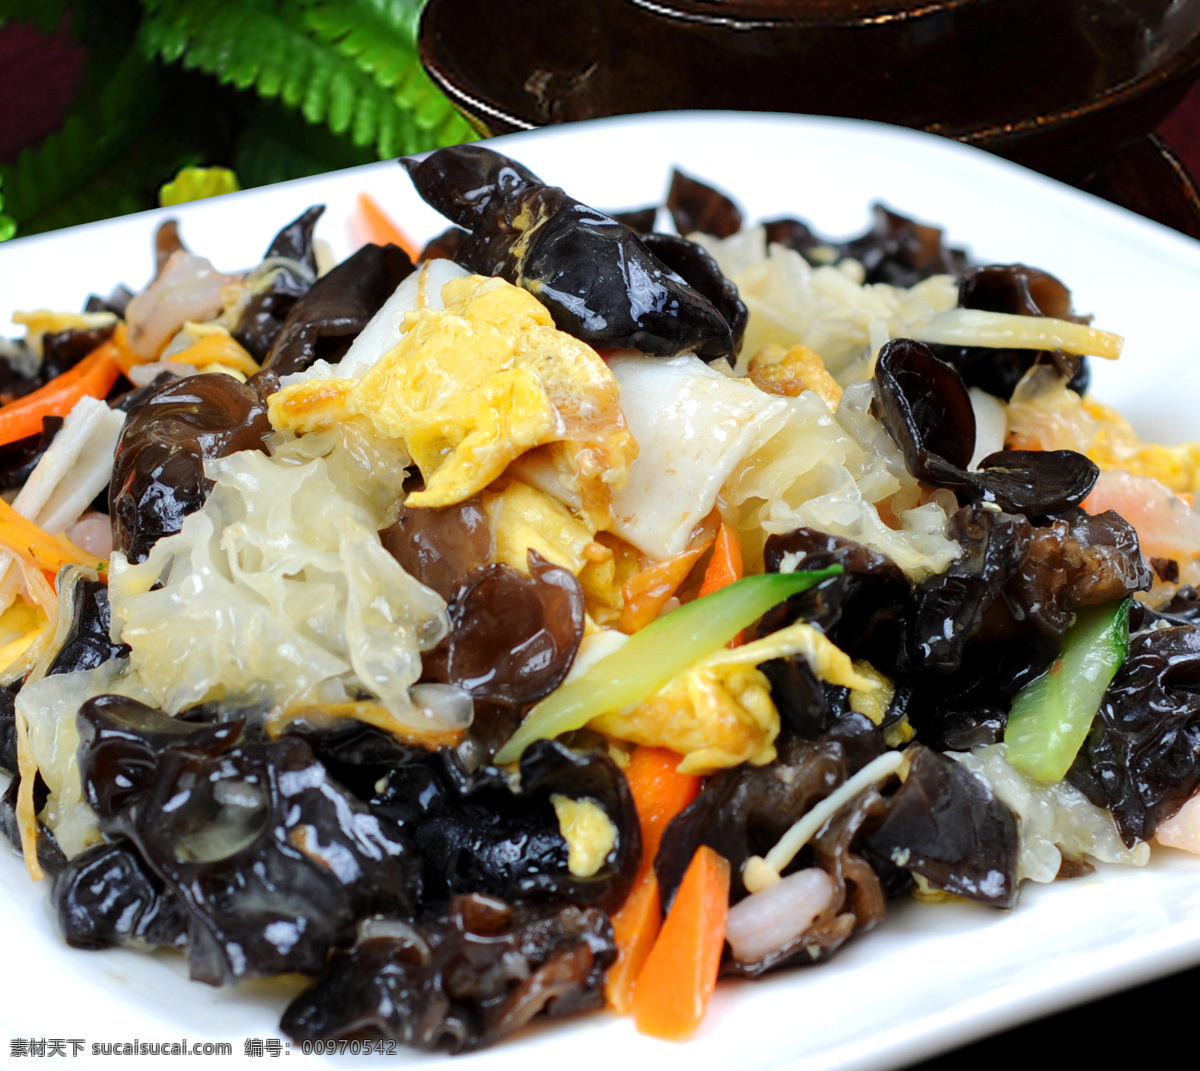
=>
[606,870,663,1015]
[0,341,122,447]
[619,543,710,634]
[698,523,743,598]
[627,745,702,869]
[356,192,421,262]
[631,845,731,1040]
[0,496,106,577]
[699,523,744,646]
[605,746,701,1013]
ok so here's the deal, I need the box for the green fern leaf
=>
[292,0,474,140]
[295,0,424,89]
[139,0,474,159]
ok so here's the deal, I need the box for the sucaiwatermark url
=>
[9,1035,400,1058]
[10,1038,238,1057]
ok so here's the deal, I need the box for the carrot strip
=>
[605,746,701,1013]
[698,523,743,598]
[631,845,731,1040]
[699,523,744,646]
[0,496,106,577]
[356,192,421,262]
[606,871,662,1015]
[619,543,710,634]
[627,745,702,868]
[0,341,122,447]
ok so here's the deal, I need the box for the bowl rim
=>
[621,0,979,31]
[419,0,1200,146]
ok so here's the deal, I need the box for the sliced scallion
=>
[493,567,842,765]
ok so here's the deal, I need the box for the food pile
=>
[1,144,1199,1051]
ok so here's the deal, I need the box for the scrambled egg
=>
[589,622,878,776]
[482,479,623,618]
[848,659,913,747]
[1006,366,1200,494]
[11,310,117,359]
[268,275,635,514]
[551,795,617,877]
[1083,396,1200,495]
[748,341,843,410]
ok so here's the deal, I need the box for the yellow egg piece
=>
[551,794,618,877]
[267,275,635,513]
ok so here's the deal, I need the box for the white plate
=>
[1,111,1199,1070]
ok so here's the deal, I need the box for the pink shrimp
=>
[1082,470,1200,561]
[1156,794,1200,855]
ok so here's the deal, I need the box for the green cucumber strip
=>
[493,566,842,764]
[1005,596,1131,783]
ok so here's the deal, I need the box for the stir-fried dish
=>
[2,144,1199,1051]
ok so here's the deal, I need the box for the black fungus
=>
[84,284,134,318]
[640,232,749,355]
[109,373,273,562]
[758,527,911,662]
[929,264,1090,398]
[420,226,469,262]
[281,894,615,1052]
[0,681,19,775]
[1136,585,1200,630]
[1002,509,1152,641]
[154,220,187,276]
[46,578,129,677]
[872,337,1098,516]
[0,325,115,406]
[896,510,1148,750]
[841,205,971,287]
[71,695,422,985]
[233,207,326,362]
[1068,625,1200,846]
[859,746,1019,907]
[380,496,493,604]
[656,714,885,907]
[722,780,888,978]
[0,772,65,876]
[609,206,658,233]
[403,145,738,360]
[263,241,413,376]
[264,205,325,272]
[0,417,63,493]
[765,205,969,287]
[762,217,826,261]
[759,657,840,740]
[436,553,585,708]
[666,169,743,239]
[902,507,1032,674]
[43,325,116,381]
[54,840,188,952]
[373,739,638,914]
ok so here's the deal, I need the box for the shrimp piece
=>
[1156,794,1200,855]
[1082,470,1200,561]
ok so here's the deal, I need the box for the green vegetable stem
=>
[494,567,842,765]
[1004,597,1131,783]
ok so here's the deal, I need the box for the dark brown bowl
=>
[420,0,1200,175]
